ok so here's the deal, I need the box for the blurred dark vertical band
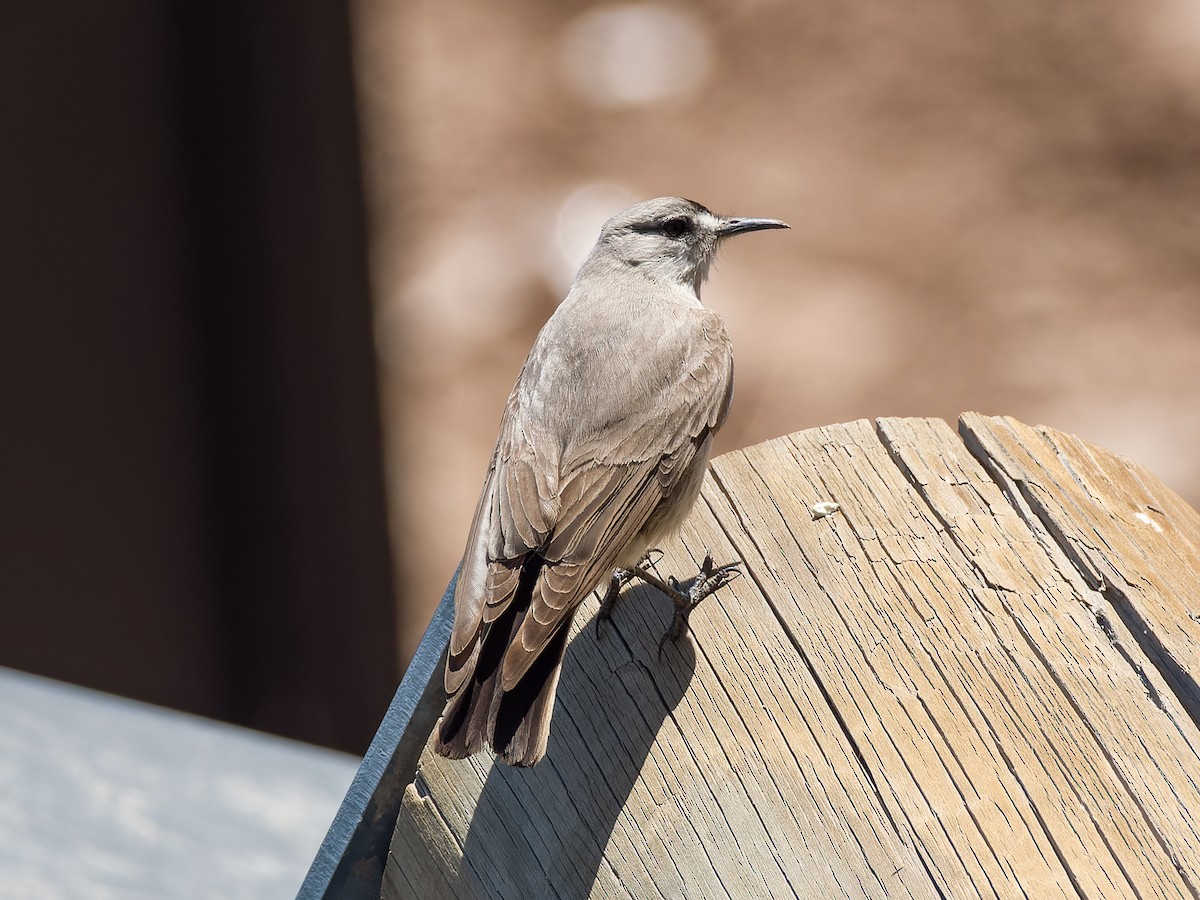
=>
[0,1,398,752]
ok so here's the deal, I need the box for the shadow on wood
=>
[362,414,1200,899]
[460,588,696,898]
[389,584,698,899]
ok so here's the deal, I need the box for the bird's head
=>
[591,197,788,293]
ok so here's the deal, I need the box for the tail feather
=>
[435,558,574,766]
[489,615,572,766]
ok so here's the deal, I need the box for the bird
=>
[434,197,788,766]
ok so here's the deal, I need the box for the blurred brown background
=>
[2,1,1197,752]
[352,1,1200,659]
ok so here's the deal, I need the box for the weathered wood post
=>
[303,414,1200,900]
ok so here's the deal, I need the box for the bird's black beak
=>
[715,216,790,237]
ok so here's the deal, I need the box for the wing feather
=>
[442,305,734,745]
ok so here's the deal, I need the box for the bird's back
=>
[436,273,733,765]
[519,266,732,465]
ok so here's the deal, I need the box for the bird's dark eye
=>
[661,217,690,238]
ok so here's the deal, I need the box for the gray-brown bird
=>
[435,197,788,766]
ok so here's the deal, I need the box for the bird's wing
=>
[491,312,734,689]
[444,380,548,698]
[445,311,733,700]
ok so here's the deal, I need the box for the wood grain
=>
[383,415,1200,899]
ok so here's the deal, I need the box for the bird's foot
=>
[614,552,741,656]
[595,549,664,637]
[656,554,741,657]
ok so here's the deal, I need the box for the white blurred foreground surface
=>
[0,668,358,900]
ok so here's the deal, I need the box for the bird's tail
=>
[435,561,574,767]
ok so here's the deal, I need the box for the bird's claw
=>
[596,567,634,637]
[656,553,742,658]
[596,549,664,637]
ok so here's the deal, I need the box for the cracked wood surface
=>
[382,414,1200,900]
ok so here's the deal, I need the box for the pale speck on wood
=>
[811,500,841,520]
